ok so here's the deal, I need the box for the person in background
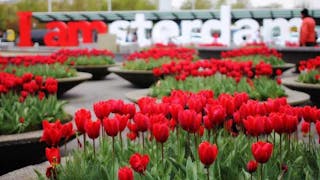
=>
[299,8,316,47]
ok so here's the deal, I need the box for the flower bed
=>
[298,56,320,84]
[151,59,285,101]
[52,49,115,66]
[0,55,77,78]
[122,44,198,71]
[0,72,69,134]
[40,91,320,179]
[221,45,285,66]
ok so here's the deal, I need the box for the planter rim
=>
[74,64,117,69]
[0,109,73,147]
[272,63,295,69]
[109,66,155,74]
[56,72,92,82]
[282,76,320,89]
[125,87,310,106]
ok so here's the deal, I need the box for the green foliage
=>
[298,70,320,84]
[150,75,286,100]
[180,0,212,10]
[228,55,285,66]
[66,56,115,66]
[54,129,320,179]
[0,92,68,134]
[4,63,77,78]
[122,58,174,71]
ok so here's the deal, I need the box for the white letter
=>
[262,18,290,46]
[130,14,153,47]
[179,20,203,44]
[152,20,180,44]
[233,18,260,46]
[109,20,130,45]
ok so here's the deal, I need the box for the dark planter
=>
[125,88,310,106]
[75,64,115,80]
[57,72,92,98]
[109,66,159,88]
[0,114,72,175]
[282,76,320,106]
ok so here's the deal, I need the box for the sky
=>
[171,0,320,9]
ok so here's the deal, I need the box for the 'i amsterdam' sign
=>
[18,6,303,47]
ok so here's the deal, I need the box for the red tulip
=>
[93,101,111,119]
[205,105,226,126]
[40,120,62,147]
[122,103,136,118]
[178,109,202,133]
[246,160,258,173]
[45,78,58,94]
[152,123,170,143]
[169,104,183,120]
[85,119,101,139]
[129,153,150,174]
[107,99,125,114]
[243,116,264,137]
[75,108,91,133]
[118,166,134,180]
[116,114,130,132]
[133,112,149,132]
[301,121,310,135]
[103,117,119,137]
[198,141,218,167]
[61,122,75,140]
[251,141,273,164]
[45,147,60,165]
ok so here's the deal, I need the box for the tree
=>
[181,0,212,10]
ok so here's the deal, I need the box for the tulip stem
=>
[279,134,282,170]
[93,139,95,157]
[83,134,86,153]
[194,133,198,151]
[119,132,123,152]
[308,123,311,151]
[112,137,115,156]
[161,143,164,164]
[142,132,145,152]
[206,167,210,180]
[64,141,67,156]
[250,173,252,180]
[273,131,276,149]
[260,164,263,180]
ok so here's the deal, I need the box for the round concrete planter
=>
[57,72,92,97]
[74,64,116,80]
[109,66,159,88]
[282,76,320,106]
[0,113,72,175]
[125,88,310,106]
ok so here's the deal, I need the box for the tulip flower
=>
[178,109,202,133]
[152,123,170,162]
[118,166,134,180]
[122,103,136,118]
[251,141,273,179]
[103,117,119,154]
[45,78,58,94]
[246,160,258,173]
[251,141,273,164]
[85,119,100,140]
[40,120,62,147]
[301,121,310,135]
[75,108,91,134]
[129,153,150,175]
[45,147,60,179]
[93,101,111,119]
[198,141,218,180]
[45,147,61,165]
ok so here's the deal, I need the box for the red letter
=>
[17,11,33,46]
[91,21,108,34]
[44,21,68,46]
[68,21,92,46]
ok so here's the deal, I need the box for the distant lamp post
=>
[48,0,52,12]
[108,0,112,11]
[191,0,195,10]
